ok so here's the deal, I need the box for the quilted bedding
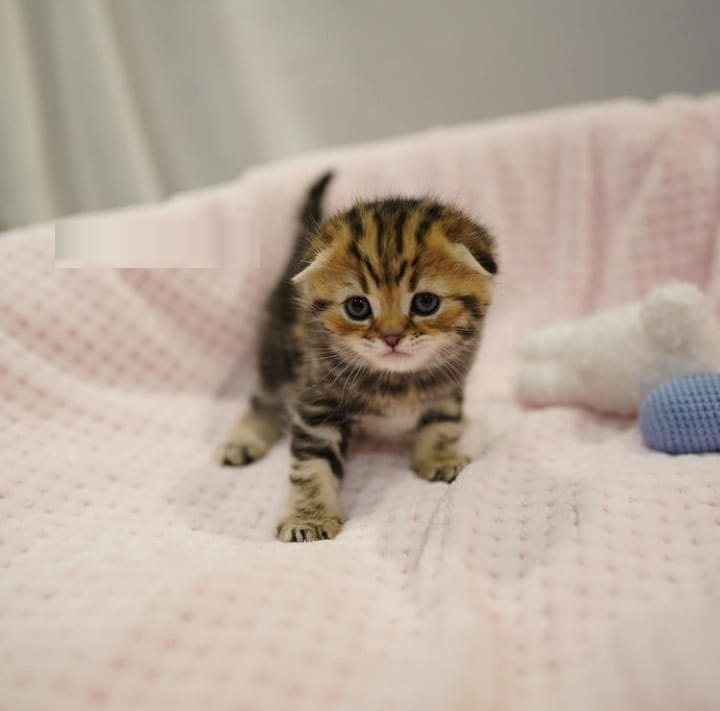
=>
[1,96,720,710]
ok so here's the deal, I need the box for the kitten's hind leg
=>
[217,389,286,466]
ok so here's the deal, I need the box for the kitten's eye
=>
[411,292,440,316]
[344,296,372,320]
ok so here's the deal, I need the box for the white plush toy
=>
[516,281,720,416]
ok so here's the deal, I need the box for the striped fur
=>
[218,172,498,542]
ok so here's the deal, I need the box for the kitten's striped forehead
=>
[315,198,497,292]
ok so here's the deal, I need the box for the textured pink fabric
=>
[1,96,720,711]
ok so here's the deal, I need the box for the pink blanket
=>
[2,96,719,711]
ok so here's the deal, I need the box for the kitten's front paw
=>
[215,435,269,467]
[413,454,471,483]
[276,516,343,542]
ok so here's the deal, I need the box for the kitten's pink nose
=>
[382,334,403,349]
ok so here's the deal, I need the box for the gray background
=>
[1,0,719,228]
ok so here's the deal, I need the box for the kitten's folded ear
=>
[291,249,330,284]
[468,225,498,276]
[449,220,498,278]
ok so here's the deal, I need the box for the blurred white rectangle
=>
[54,202,259,268]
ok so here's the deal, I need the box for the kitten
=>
[218,172,498,542]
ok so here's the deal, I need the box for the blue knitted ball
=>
[639,373,720,454]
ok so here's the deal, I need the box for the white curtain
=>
[1,0,718,229]
[0,0,297,228]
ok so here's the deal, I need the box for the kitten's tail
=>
[300,170,334,234]
[281,171,334,281]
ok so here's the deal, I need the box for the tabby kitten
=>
[219,172,498,542]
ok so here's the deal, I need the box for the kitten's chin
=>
[366,351,428,373]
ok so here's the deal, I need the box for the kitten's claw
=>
[276,516,343,542]
[413,454,471,483]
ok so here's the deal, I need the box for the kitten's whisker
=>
[338,354,367,408]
